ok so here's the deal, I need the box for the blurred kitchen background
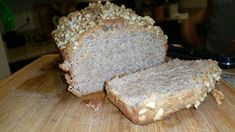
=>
[0,0,207,79]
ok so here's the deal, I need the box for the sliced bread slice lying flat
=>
[105,59,222,125]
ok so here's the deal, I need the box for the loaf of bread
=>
[105,59,222,125]
[52,1,167,97]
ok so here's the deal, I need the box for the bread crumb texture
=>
[108,59,222,107]
[106,59,223,124]
[52,1,164,50]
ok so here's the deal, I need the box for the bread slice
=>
[52,1,167,97]
[105,59,222,125]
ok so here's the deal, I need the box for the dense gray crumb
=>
[52,1,167,97]
[61,27,166,96]
[106,59,222,124]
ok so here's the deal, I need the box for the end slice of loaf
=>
[52,1,167,97]
[105,59,222,125]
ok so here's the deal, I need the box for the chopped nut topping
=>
[154,108,164,120]
[194,101,201,109]
[203,76,210,88]
[138,115,146,121]
[186,104,192,109]
[200,96,205,102]
[138,108,148,115]
[52,1,164,50]
[210,89,224,105]
[145,101,156,109]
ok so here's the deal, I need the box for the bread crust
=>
[52,1,165,50]
[58,18,166,61]
[106,81,209,125]
[105,59,222,125]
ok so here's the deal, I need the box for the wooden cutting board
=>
[0,54,235,132]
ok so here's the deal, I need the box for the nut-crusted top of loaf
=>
[52,1,165,50]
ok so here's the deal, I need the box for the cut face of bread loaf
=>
[105,59,222,125]
[52,2,167,97]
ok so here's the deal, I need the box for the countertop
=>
[0,54,235,132]
[222,71,235,88]
[7,42,57,63]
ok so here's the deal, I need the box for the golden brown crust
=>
[52,1,164,50]
[106,80,209,125]
[105,59,222,125]
[105,81,140,124]
[163,43,168,62]
[68,86,104,97]
[67,86,82,97]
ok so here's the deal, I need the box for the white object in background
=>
[0,34,11,79]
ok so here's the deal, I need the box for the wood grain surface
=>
[0,54,235,132]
